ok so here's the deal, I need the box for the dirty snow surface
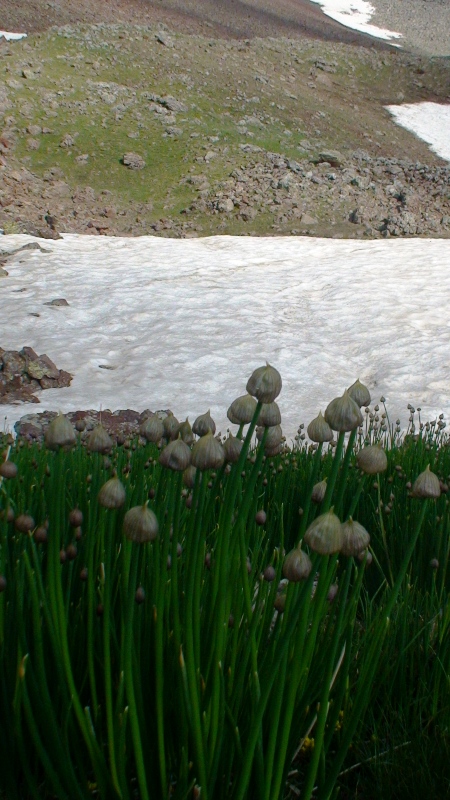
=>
[1,234,450,441]
[308,0,402,42]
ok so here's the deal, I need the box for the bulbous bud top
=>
[159,438,191,471]
[412,464,441,499]
[98,476,126,509]
[282,548,312,582]
[87,424,114,454]
[257,401,282,428]
[257,424,282,448]
[192,410,216,437]
[356,445,388,474]
[140,415,164,443]
[177,418,195,445]
[123,502,159,543]
[44,413,77,451]
[324,390,363,433]
[307,411,333,443]
[304,509,343,555]
[191,432,225,471]
[311,478,327,504]
[163,413,180,441]
[227,394,258,425]
[340,518,370,557]
[223,434,243,464]
[0,460,18,479]
[246,363,282,404]
[182,464,197,489]
[347,379,371,408]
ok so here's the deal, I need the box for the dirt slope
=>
[1,0,394,48]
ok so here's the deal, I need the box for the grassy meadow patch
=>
[1,25,450,235]
[0,370,449,799]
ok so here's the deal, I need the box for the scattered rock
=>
[43,298,70,307]
[122,152,146,170]
[0,347,73,404]
[317,150,344,168]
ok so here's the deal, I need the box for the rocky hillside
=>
[0,17,449,239]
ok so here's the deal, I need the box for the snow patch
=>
[309,0,402,42]
[1,234,450,441]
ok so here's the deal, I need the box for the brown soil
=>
[1,0,394,49]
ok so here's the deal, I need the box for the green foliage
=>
[0,392,448,800]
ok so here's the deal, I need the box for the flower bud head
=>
[177,418,195,445]
[15,514,35,533]
[347,379,371,408]
[123,502,158,543]
[324,390,363,432]
[98,476,126,509]
[191,431,224,471]
[183,464,197,489]
[282,547,312,581]
[340,518,370,557]
[307,411,333,443]
[256,424,282,448]
[246,363,282,404]
[311,478,327,504]
[159,438,191,471]
[44,413,77,450]
[140,414,164,443]
[227,394,258,425]
[0,460,18,479]
[258,401,281,427]
[192,410,216,437]
[356,445,388,474]
[412,465,441,499]
[223,434,243,464]
[304,509,343,555]
[87,424,113,454]
[163,413,180,441]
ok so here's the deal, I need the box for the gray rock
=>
[44,298,70,307]
[317,150,344,168]
[122,152,146,170]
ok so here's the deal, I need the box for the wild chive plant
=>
[0,370,448,800]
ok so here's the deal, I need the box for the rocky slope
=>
[0,5,449,240]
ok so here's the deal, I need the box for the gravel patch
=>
[371,0,450,57]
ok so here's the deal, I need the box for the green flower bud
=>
[87,425,113,454]
[123,502,158,543]
[98,476,126,509]
[412,465,441,499]
[347,379,371,408]
[140,414,164,443]
[246,363,282,404]
[282,548,312,581]
[324,390,363,432]
[159,438,191,471]
[192,410,216,437]
[307,411,333,443]
[304,509,343,555]
[340,518,370,557]
[258,401,281,427]
[44,412,76,451]
[356,445,388,474]
[227,394,258,425]
[177,418,195,445]
[311,478,327,504]
[191,432,224,471]
[223,434,243,464]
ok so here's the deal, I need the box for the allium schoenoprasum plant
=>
[0,366,448,800]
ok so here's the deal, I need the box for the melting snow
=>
[308,0,402,42]
[386,103,450,163]
[1,234,450,441]
[0,31,27,41]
